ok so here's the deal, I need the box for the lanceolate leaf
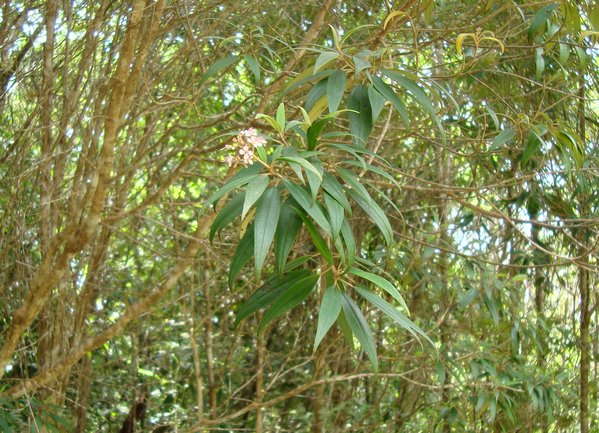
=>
[235,269,313,326]
[275,199,303,274]
[348,85,373,146]
[338,168,372,203]
[381,69,445,140]
[279,157,322,180]
[228,225,254,288]
[199,54,238,84]
[371,76,409,126]
[322,173,352,213]
[306,79,328,111]
[314,51,339,73]
[324,192,344,239]
[367,84,386,123]
[347,189,393,245]
[341,293,378,370]
[314,286,343,350]
[327,70,346,114]
[355,286,432,345]
[243,54,261,82]
[282,179,332,235]
[254,188,281,275]
[296,209,334,264]
[209,191,245,243]
[349,267,408,312]
[242,175,269,219]
[258,273,319,333]
[340,219,356,267]
[206,163,262,206]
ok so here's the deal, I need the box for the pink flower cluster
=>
[224,128,267,166]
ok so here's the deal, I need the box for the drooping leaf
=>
[296,209,334,264]
[327,70,347,114]
[355,286,432,345]
[341,293,378,370]
[349,267,408,312]
[254,187,281,275]
[279,157,322,180]
[275,199,303,274]
[348,85,373,146]
[199,55,238,84]
[353,54,371,75]
[367,84,386,123]
[258,273,319,332]
[338,167,372,203]
[276,103,286,131]
[209,191,245,243]
[314,51,339,73]
[305,158,323,201]
[347,189,393,245]
[306,79,328,112]
[492,128,516,148]
[528,3,557,41]
[243,54,261,82]
[322,172,352,213]
[235,269,313,326]
[242,175,269,219]
[324,192,344,239]
[228,225,255,288]
[205,163,262,206]
[340,219,356,267]
[371,76,409,125]
[282,179,332,235]
[314,286,343,350]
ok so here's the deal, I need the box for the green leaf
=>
[327,70,346,114]
[355,286,432,345]
[314,286,343,350]
[306,159,323,201]
[199,55,238,84]
[348,85,373,146]
[347,189,393,245]
[242,175,269,219]
[275,200,303,274]
[367,84,386,123]
[342,293,378,370]
[324,192,344,239]
[352,55,371,75]
[279,157,322,180]
[337,308,354,348]
[314,51,339,73]
[235,269,313,326]
[282,179,332,235]
[306,79,328,111]
[521,128,544,167]
[243,54,261,82]
[322,172,352,213]
[259,273,319,332]
[296,209,334,264]
[381,69,444,140]
[228,225,255,288]
[206,163,262,206]
[528,4,557,41]
[276,103,286,131]
[349,267,408,312]
[285,69,334,94]
[254,188,281,275]
[209,191,245,243]
[371,76,409,126]
[492,128,516,148]
[307,117,332,150]
[338,167,372,203]
[340,219,356,267]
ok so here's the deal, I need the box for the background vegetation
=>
[0,0,597,432]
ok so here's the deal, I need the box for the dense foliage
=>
[0,1,598,432]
